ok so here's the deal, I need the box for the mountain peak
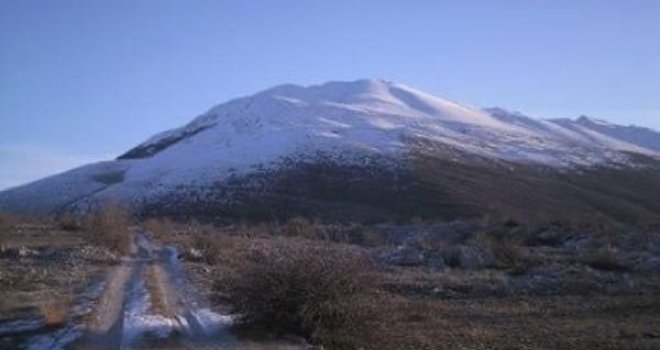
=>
[260,79,399,102]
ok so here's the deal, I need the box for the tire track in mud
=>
[72,232,234,349]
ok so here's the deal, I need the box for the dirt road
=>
[21,229,307,350]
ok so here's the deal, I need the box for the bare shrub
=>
[56,213,83,231]
[190,232,224,264]
[175,221,234,265]
[414,233,445,252]
[0,214,9,251]
[85,202,132,254]
[225,243,384,349]
[282,216,319,239]
[142,217,173,239]
[472,231,527,270]
[586,245,628,271]
[353,227,387,247]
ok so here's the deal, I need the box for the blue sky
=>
[1,0,659,190]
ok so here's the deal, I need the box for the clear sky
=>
[1,0,659,190]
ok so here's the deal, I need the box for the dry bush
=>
[282,216,320,239]
[39,299,69,327]
[473,231,528,270]
[414,232,445,252]
[85,202,132,254]
[0,214,9,250]
[353,227,387,247]
[56,213,83,231]
[234,220,274,238]
[190,232,224,264]
[586,245,628,271]
[142,217,174,239]
[176,221,234,265]
[225,243,385,349]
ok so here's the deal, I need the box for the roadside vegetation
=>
[226,243,384,349]
[1,207,658,349]
[142,215,660,350]
[0,203,133,342]
[83,202,132,254]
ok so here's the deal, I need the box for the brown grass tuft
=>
[39,299,69,327]
[0,214,9,250]
[85,202,132,254]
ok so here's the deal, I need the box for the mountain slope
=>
[2,79,660,223]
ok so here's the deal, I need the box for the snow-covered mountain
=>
[2,79,660,221]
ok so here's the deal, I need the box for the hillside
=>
[2,79,660,223]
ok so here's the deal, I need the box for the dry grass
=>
[152,219,660,350]
[85,202,132,254]
[0,214,9,251]
[282,216,318,239]
[56,213,83,231]
[225,242,386,349]
[466,224,530,271]
[142,217,174,240]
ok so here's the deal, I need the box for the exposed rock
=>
[18,247,39,257]
[189,248,204,260]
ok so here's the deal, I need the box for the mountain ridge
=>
[2,79,660,223]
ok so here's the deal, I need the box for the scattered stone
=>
[18,247,39,257]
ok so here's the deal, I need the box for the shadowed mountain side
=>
[134,147,660,226]
[410,143,660,226]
